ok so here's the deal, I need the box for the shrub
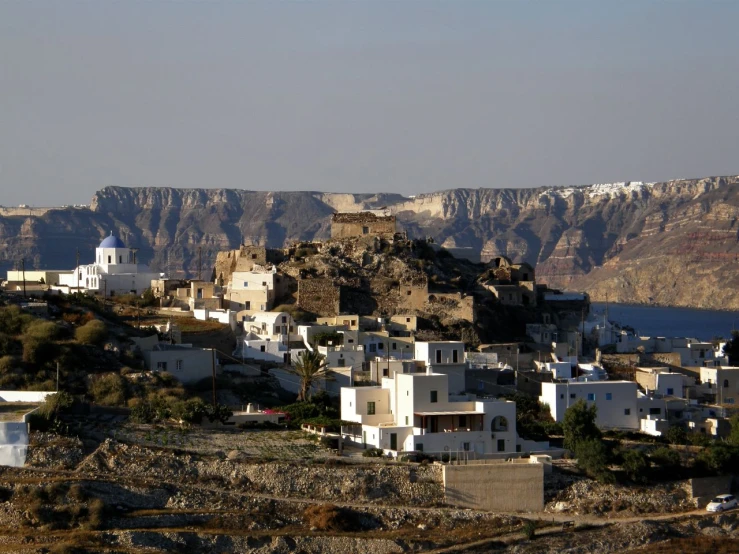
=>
[90,373,127,406]
[0,355,17,373]
[38,391,75,420]
[0,305,33,334]
[75,320,108,346]
[523,520,537,540]
[0,332,19,357]
[22,336,57,365]
[362,447,384,458]
[302,503,358,531]
[25,320,63,341]
[649,446,681,469]
[563,400,601,451]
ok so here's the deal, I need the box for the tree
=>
[728,415,739,446]
[563,399,601,451]
[286,350,331,401]
[621,449,650,484]
[723,330,739,366]
[575,439,614,483]
[665,425,688,445]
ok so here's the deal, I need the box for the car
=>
[706,494,737,512]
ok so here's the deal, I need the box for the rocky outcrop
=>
[2,176,739,309]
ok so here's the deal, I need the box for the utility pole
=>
[211,348,217,409]
[56,362,60,392]
[198,247,202,281]
[21,258,26,297]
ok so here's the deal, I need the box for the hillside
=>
[2,175,739,309]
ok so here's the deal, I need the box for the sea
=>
[590,303,739,342]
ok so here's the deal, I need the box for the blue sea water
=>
[591,303,739,342]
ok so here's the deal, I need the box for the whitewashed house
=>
[414,341,467,394]
[539,381,639,430]
[341,370,518,457]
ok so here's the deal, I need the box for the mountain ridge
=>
[2,175,738,309]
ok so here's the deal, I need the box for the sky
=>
[1,1,738,207]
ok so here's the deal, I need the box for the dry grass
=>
[302,503,359,532]
[626,538,739,553]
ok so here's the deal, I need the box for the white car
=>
[706,494,737,512]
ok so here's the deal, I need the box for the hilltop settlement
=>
[1,212,739,552]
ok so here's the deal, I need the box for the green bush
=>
[563,399,601,451]
[0,306,33,335]
[649,447,681,469]
[75,319,108,346]
[665,425,688,445]
[0,332,20,357]
[362,447,384,458]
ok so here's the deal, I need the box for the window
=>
[463,442,470,451]
[382,367,388,377]
[416,443,423,452]
[369,344,376,353]
[459,415,467,428]
[392,342,397,350]
[348,339,354,344]
[405,416,409,425]
[119,255,122,263]
[430,390,438,403]
[724,379,730,388]
[243,282,248,287]
[560,394,564,399]
[156,361,167,370]
[362,226,369,234]
[605,393,613,400]
[282,316,287,323]
[245,301,251,310]
[649,407,661,415]
[107,256,111,264]
[624,408,631,415]
[260,345,266,352]
[452,350,459,363]
[377,343,384,350]
[175,360,183,370]
[367,402,376,415]
[667,388,674,395]
[406,290,412,296]
[337,358,345,367]
[406,318,411,323]
[436,350,442,364]
[262,282,267,286]
[251,253,257,259]
[570,393,576,399]
[587,393,595,401]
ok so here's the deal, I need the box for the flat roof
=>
[414,411,485,416]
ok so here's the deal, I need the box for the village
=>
[0,212,738,552]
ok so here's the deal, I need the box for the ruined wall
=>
[331,213,396,239]
[213,246,271,286]
[426,293,476,322]
[297,278,341,316]
[398,282,428,311]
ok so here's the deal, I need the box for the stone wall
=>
[689,476,734,507]
[331,213,396,240]
[297,278,341,316]
[442,460,544,512]
[398,282,428,311]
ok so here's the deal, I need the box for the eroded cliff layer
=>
[2,175,738,309]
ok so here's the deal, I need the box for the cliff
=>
[2,175,739,309]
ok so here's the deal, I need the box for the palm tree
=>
[287,350,333,401]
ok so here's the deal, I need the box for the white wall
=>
[0,422,29,467]
[540,381,639,430]
[0,391,54,403]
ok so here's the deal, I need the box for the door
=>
[430,417,438,433]
[497,439,505,452]
[390,433,397,451]
[362,431,367,449]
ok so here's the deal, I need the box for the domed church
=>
[57,232,165,296]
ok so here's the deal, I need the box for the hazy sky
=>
[2,1,739,206]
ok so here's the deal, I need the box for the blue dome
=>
[99,233,126,248]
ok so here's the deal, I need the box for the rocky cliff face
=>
[2,175,739,309]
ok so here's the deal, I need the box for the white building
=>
[341,370,518,456]
[539,381,639,430]
[242,311,297,340]
[57,233,164,296]
[142,344,218,385]
[226,268,284,314]
[414,341,467,394]
[700,366,739,405]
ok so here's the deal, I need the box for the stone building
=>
[297,278,341,316]
[330,212,396,240]
[481,256,537,307]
